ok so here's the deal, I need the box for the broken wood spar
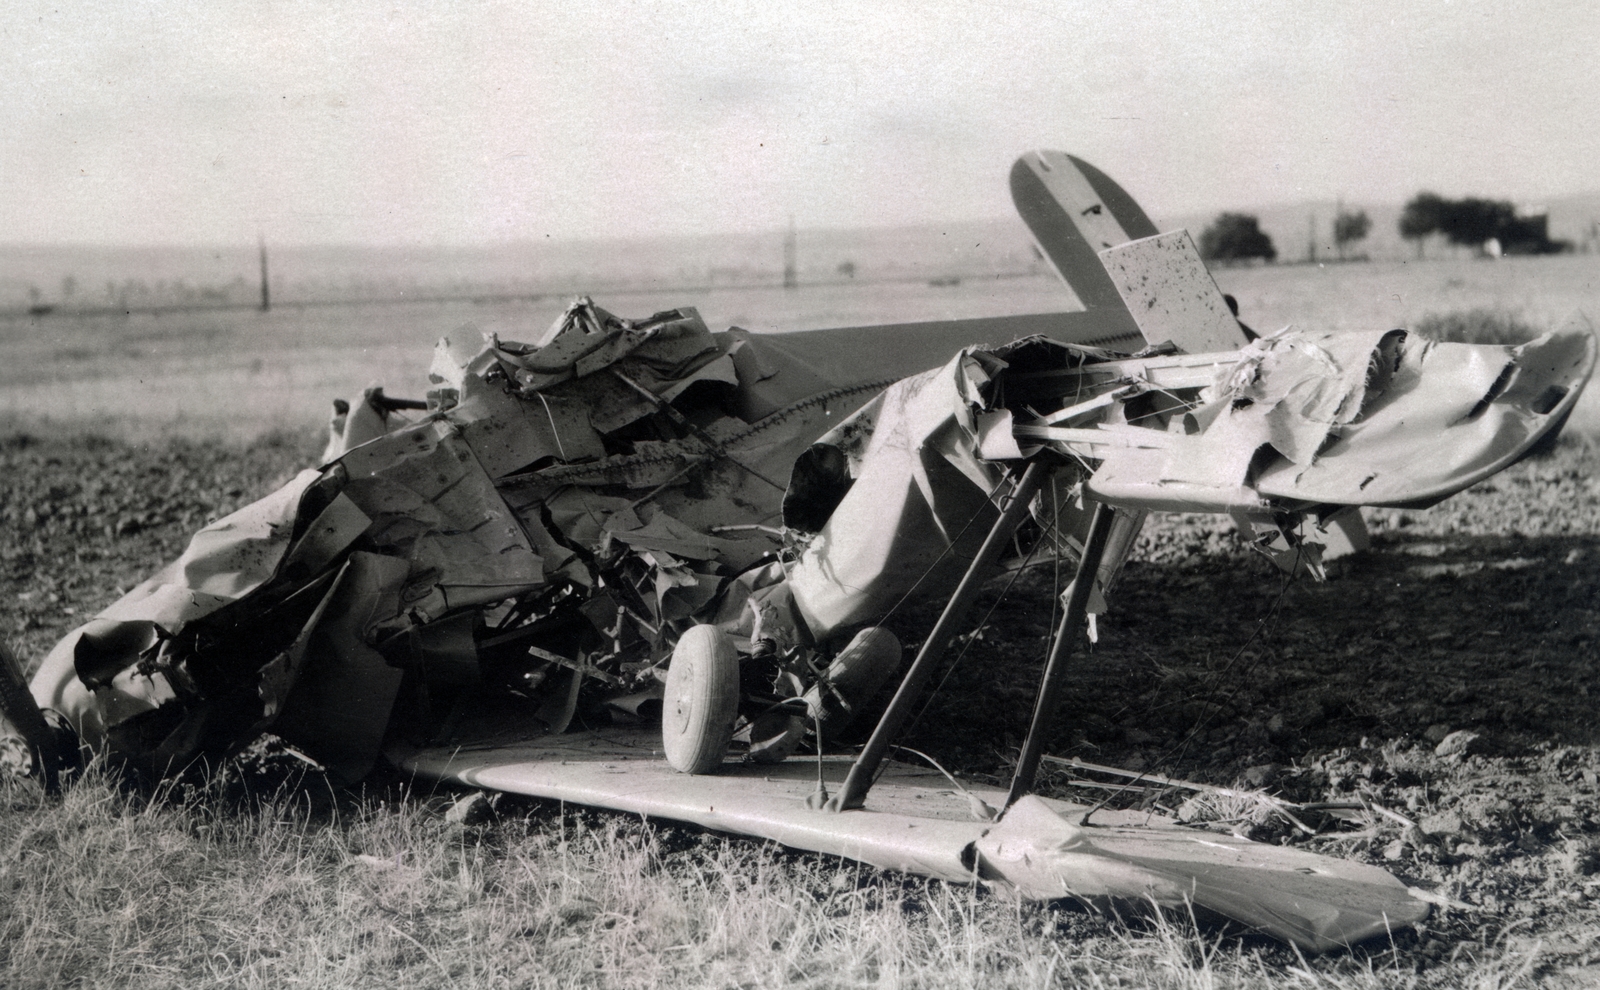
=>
[1006,500,1116,809]
[828,460,1051,812]
[608,368,788,493]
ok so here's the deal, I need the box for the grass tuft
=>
[2,763,1560,988]
[1411,308,1545,346]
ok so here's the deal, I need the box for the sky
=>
[4,0,1598,246]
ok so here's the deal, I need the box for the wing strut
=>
[828,460,1051,812]
[1005,499,1116,808]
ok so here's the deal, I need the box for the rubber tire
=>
[803,626,902,743]
[662,625,740,774]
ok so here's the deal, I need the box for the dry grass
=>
[1,761,1564,989]
[1410,308,1548,346]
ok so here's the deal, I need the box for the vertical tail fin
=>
[1012,151,1250,354]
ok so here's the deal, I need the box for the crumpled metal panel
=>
[342,420,543,618]
[400,727,1430,953]
[490,300,724,394]
[1084,324,1595,512]
[1256,327,1596,507]
[977,796,1428,953]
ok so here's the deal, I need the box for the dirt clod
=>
[1436,730,1482,757]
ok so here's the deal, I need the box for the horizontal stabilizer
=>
[1098,230,1251,353]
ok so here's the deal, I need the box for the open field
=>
[2,255,1599,986]
[0,273,1073,440]
[1,253,1596,441]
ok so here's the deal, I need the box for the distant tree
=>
[1497,212,1570,255]
[1399,192,1447,258]
[1398,192,1566,257]
[836,260,857,279]
[1438,197,1516,248]
[1199,213,1276,263]
[1332,209,1370,260]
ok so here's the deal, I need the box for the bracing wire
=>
[1075,544,1302,825]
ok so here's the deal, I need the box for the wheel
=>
[803,627,901,743]
[662,625,739,774]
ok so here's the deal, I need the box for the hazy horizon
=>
[6,184,1600,253]
[5,2,1598,249]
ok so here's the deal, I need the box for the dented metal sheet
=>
[977,796,1427,952]
[400,726,1428,952]
[1098,230,1249,354]
[1256,325,1596,506]
[1079,324,1596,515]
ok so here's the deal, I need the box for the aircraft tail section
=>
[1012,151,1250,355]
[1010,151,1154,335]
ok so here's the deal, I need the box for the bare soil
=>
[3,426,1597,977]
[889,434,1600,974]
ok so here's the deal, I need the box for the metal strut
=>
[828,460,1051,812]
[1005,499,1116,809]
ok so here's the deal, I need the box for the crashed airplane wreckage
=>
[4,152,1595,952]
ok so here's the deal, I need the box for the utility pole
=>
[1308,212,1317,264]
[783,216,798,290]
[1334,197,1344,261]
[258,234,271,312]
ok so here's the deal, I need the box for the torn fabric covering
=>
[784,353,1009,640]
[784,338,1132,643]
[1080,324,1596,513]
[1179,327,1402,477]
[30,296,865,773]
